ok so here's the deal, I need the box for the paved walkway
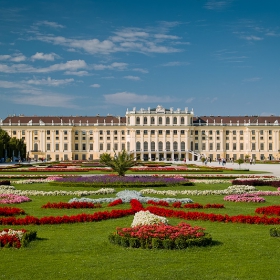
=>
[185,160,280,177]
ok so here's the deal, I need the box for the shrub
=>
[270,227,280,237]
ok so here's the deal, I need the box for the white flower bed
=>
[0,187,115,197]
[69,190,193,204]
[0,185,16,190]
[190,179,232,184]
[140,185,258,196]
[131,211,168,227]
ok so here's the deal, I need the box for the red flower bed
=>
[108,199,123,207]
[147,201,224,209]
[255,205,280,216]
[41,202,102,209]
[0,207,25,216]
[146,206,280,225]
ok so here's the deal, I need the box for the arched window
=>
[173,141,178,151]
[136,142,141,151]
[127,142,130,151]
[173,117,177,124]
[151,141,155,151]
[166,117,170,125]
[158,141,163,151]
[181,141,185,151]
[159,117,162,125]
[181,117,184,124]
[151,117,155,124]
[136,117,140,125]
[166,141,170,151]
[144,141,148,151]
[34,143,38,151]
[144,117,147,124]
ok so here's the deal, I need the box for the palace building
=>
[1,105,280,161]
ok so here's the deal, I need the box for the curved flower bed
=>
[0,194,31,204]
[50,175,192,188]
[0,206,26,216]
[109,222,212,249]
[224,194,265,203]
[41,201,102,209]
[0,229,37,249]
[146,201,224,209]
[255,205,280,216]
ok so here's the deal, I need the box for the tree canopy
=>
[99,150,136,176]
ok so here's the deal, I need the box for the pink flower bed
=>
[224,193,265,203]
[0,194,31,204]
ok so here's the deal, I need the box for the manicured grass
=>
[0,181,280,279]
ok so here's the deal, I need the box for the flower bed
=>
[255,205,280,216]
[0,206,26,216]
[41,201,102,209]
[224,193,265,203]
[146,200,224,209]
[0,229,37,248]
[0,194,31,204]
[232,179,280,188]
[50,175,193,188]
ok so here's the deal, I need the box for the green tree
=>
[100,150,136,176]
[0,128,11,159]
[236,158,244,169]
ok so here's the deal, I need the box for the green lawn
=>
[0,181,280,279]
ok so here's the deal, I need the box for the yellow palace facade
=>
[1,105,280,161]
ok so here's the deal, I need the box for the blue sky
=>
[0,0,280,119]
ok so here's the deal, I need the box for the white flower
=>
[131,210,168,227]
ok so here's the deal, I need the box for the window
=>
[216,143,220,150]
[195,130,198,135]
[252,143,255,150]
[269,130,272,135]
[151,141,155,151]
[269,143,272,150]
[166,141,170,151]
[55,143,59,151]
[47,130,50,135]
[173,130,177,135]
[210,143,213,150]
[181,141,185,151]
[127,130,130,135]
[75,131,79,135]
[13,131,16,135]
[233,130,236,135]
[34,130,38,135]
[166,130,170,135]
[173,141,178,151]
[252,130,255,135]
[226,130,229,135]
[202,130,205,135]
[209,130,212,135]
[158,141,163,151]
[136,130,140,135]
[260,130,263,135]
[233,143,236,150]
[195,143,199,150]
[56,130,59,135]
[226,143,229,150]
[181,117,184,125]
[240,143,244,150]
[89,130,93,135]
[151,130,155,135]
[121,130,125,135]
[240,130,243,135]
[260,143,264,150]
[47,137,50,140]
[122,143,125,150]
[47,144,51,151]
[159,117,162,125]
[144,130,148,135]
[151,117,155,124]
[144,141,148,151]
[82,143,86,151]
[64,143,68,151]
[181,130,185,135]
[136,117,140,125]
[159,130,163,135]
[107,130,110,135]
[107,143,111,150]
[89,143,93,150]
[114,143,118,150]
[64,130,68,135]
[114,130,118,135]
[64,137,67,140]
[56,137,59,140]
[75,144,79,150]
[136,142,141,151]
[173,117,177,124]
[166,117,170,125]
[99,130,103,135]
[202,143,206,150]
[127,142,130,151]
[22,130,25,135]
[216,130,220,135]
[100,143,103,150]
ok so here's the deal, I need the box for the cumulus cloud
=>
[0,54,26,62]
[90,83,100,88]
[124,75,141,81]
[31,52,59,61]
[103,91,174,105]
[25,77,74,86]
[64,70,89,76]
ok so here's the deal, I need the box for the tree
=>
[99,150,136,176]
[0,128,11,159]
[236,158,244,169]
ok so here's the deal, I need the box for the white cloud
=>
[31,52,59,61]
[90,84,100,88]
[241,35,263,41]
[204,1,231,10]
[92,62,127,71]
[36,20,65,29]
[25,77,74,86]
[124,76,141,81]
[133,68,148,73]
[0,54,26,62]
[243,77,261,82]
[64,70,89,76]
[154,34,180,40]
[161,61,189,66]
[185,97,194,103]
[103,91,174,105]
[0,60,87,73]
[0,55,11,61]
[0,80,27,89]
